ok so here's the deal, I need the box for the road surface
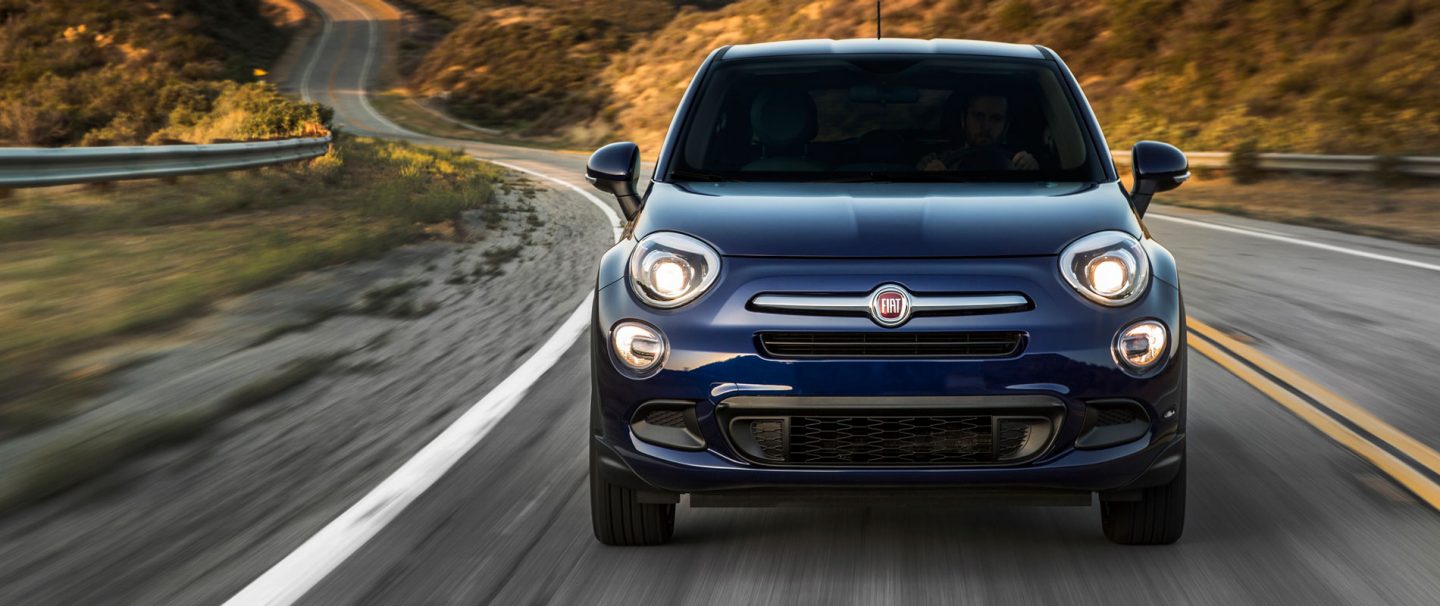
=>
[6,0,1440,604]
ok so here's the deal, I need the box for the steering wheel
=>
[949,146,1014,171]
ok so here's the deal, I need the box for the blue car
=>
[584,39,1190,546]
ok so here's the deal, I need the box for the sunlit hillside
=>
[399,0,1440,155]
[397,0,679,140]
[0,0,325,145]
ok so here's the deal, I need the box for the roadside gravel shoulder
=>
[0,175,611,605]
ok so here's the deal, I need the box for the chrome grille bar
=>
[750,292,1029,314]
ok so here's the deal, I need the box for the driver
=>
[918,94,1039,171]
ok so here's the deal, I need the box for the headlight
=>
[628,232,720,308]
[1114,320,1168,372]
[1059,231,1150,306]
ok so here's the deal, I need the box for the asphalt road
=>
[12,0,1440,604]
[279,1,1440,602]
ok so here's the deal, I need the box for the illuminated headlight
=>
[1059,231,1150,306]
[612,321,667,374]
[1114,320,1168,373]
[629,232,720,308]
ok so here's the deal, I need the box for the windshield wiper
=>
[811,172,973,183]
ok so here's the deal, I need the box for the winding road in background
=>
[12,0,1440,604]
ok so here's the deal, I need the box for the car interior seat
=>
[741,89,826,172]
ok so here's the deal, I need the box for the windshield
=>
[668,55,1103,183]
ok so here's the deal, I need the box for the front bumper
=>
[591,255,1187,497]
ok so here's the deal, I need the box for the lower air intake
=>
[757,331,1024,359]
[734,414,1052,466]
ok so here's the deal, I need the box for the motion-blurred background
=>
[2,1,1440,604]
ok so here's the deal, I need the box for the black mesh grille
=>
[734,414,1053,466]
[644,409,687,428]
[749,419,786,460]
[749,415,1003,464]
[787,416,993,464]
[757,332,1023,359]
[1096,407,1138,426]
[996,419,1031,459]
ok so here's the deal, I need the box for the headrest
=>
[940,92,969,137]
[750,89,817,149]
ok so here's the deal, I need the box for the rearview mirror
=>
[1129,141,1189,217]
[586,141,642,220]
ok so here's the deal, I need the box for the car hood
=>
[633,181,1140,258]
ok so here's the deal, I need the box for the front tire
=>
[1101,460,1185,545]
[590,450,675,545]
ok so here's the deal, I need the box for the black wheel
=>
[590,450,675,546]
[1101,459,1185,545]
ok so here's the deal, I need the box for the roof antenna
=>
[875,0,882,39]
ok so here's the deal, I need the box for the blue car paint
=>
[591,41,1185,501]
[592,253,1185,493]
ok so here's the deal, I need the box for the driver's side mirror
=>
[586,141,642,220]
[1129,140,1189,217]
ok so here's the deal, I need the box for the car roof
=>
[720,38,1047,61]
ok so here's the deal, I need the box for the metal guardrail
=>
[1111,149,1440,177]
[0,136,333,188]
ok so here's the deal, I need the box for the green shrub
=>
[1228,140,1263,184]
[151,82,333,143]
[0,0,294,146]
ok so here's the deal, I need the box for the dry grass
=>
[0,136,503,429]
[396,0,1440,156]
[369,89,594,153]
[1158,175,1440,248]
[369,90,493,141]
[0,0,300,146]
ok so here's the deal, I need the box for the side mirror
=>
[1129,140,1189,217]
[586,141,642,220]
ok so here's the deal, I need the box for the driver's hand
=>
[1012,151,1039,171]
[920,158,947,172]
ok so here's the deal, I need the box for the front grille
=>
[1095,407,1137,426]
[757,331,1024,359]
[735,414,1050,466]
[750,419,786,460]
[643,409,687,428]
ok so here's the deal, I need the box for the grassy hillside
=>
[0,136,502,431]
[0,0,325,145]
[401,0,1440,155]
[398,0,679,141]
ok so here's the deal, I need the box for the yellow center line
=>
[1189,318,1440,477]
[1187,321,1440,509]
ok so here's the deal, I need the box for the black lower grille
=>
[996,420,1031,458]
[737,414,1049,466]
[750,419,786,460]
[1095,407,1138,426]
[643,409,687,428]
[757,331,1024,359]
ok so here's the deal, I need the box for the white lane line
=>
[227,162,619,605]
[223,298,594,606]
[1149,213,1440,273]
[297,2,333,102]
[334,0,409,135]
[227,5,623,603]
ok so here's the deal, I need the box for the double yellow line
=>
[1188,318,1440,508]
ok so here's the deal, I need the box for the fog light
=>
[612,321,666,374]
[1114,320,1167,373]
